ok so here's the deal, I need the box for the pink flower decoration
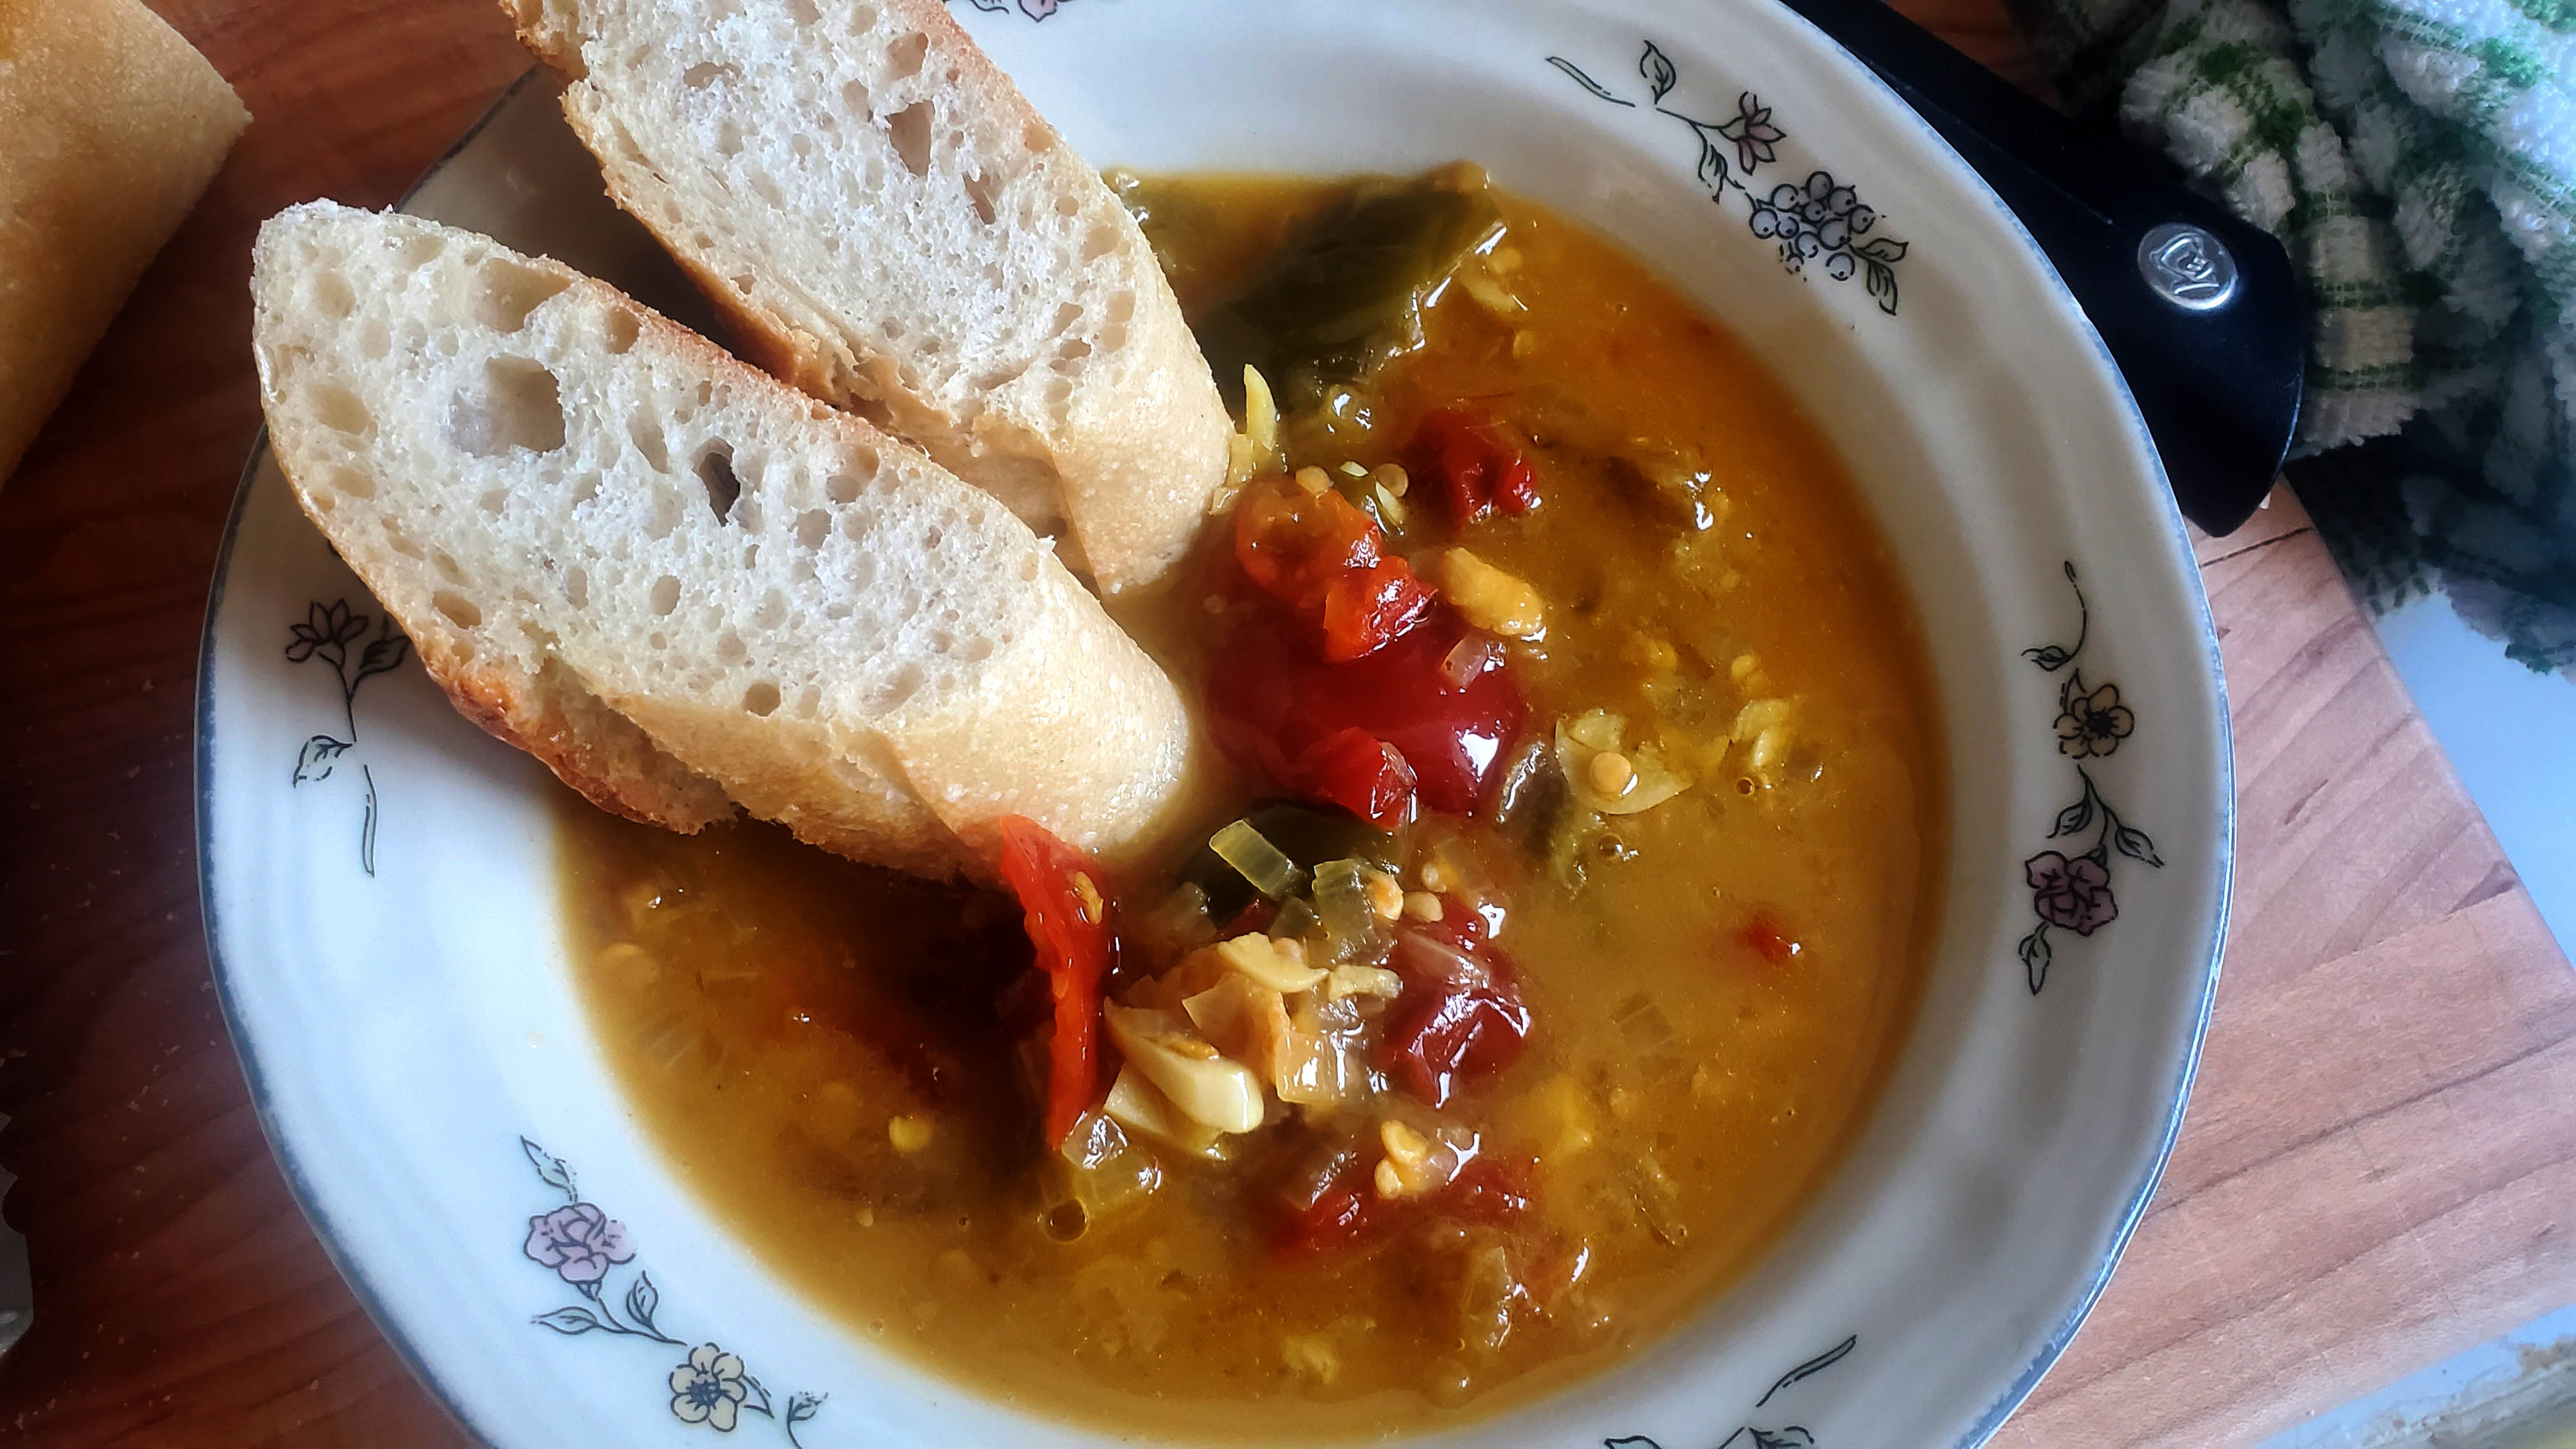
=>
[2025,851,2117,936]
[524,1202,634,1285]
[1724,93,1784,172]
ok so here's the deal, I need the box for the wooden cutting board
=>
[1,3,2568,1445]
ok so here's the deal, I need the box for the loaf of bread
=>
[504,0,1230,593]
[250,202,1195,877]
[0,0,249,482]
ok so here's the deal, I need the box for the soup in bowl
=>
[558,168,1947,1439]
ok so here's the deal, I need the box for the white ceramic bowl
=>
[199,3,2232,1445]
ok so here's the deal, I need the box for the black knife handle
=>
[1775,0,2306,535]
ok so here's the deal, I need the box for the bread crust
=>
[427,643,739,832]
[508,0,1232,592]
[250,202,1197,880]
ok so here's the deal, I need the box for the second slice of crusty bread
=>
[506,0,1230,593]
[250,201,1194,878]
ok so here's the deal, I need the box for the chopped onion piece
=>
[1625,1153,1690,1246]
[1612,993,1676,1062]
[1441,633,1505,688]
[1059,1107,1132,1170]
[1413,828,1498,913]
[1395,929,1491,988]
[1211,818,1305,900]
[1565,709,1625,753]
[1269,897,1321,943]
[1277,995,1379,1107]
[1047,1109,1163,1230]
[1310,859,1392,965]
[1458,1242,1520,1355]
[1274,1029,1367,1107]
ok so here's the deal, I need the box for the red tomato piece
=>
[1317,558,1437,663]
[1441,1157,1538,1225]
[1407,408,1542,526]
[1234,477,1380,602]
[1273,1157,1379,1255]
[1206,610,1524,817]
[1383,981,1533,1105]
[1290,727,1418,829]
[995,816,1118,1149]
[1233,475,1433,659]
[1383,927,1533,1107]
[1272,1154,1535,1257]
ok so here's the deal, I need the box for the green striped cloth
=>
[2007,0,2576,671]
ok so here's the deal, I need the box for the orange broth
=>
[557,172,1945,1439]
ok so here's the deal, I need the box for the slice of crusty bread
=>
[503,0,1230,594]
[250,201,1194,878]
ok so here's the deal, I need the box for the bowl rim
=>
[1797,23,2234,1449]
[195,19,2236,1444]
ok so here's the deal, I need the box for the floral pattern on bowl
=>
[2014,564,2166,993]
[519,1138,826,1443]
[1607,1333,1859,1449]
[1549,42,1912,311]
[282,596,410,875]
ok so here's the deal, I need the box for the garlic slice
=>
[1103,1066,1226,1158]
[1214,931,1327,993]
[1184,974,1293,1087]
[1103,1002,1267,1134]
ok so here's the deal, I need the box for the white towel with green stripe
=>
[2010,0,2576,670]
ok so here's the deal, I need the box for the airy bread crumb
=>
[505,0,1232,592]
[250,202,1196,877]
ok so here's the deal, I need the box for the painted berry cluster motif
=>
[2016,563,2163,993]
[284,598,410,876]
[1550,42,1912,313]
[518,1138,825,1443]
[1608,1335,1858,1448]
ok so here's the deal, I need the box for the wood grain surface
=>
[1,3,2568,1446]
